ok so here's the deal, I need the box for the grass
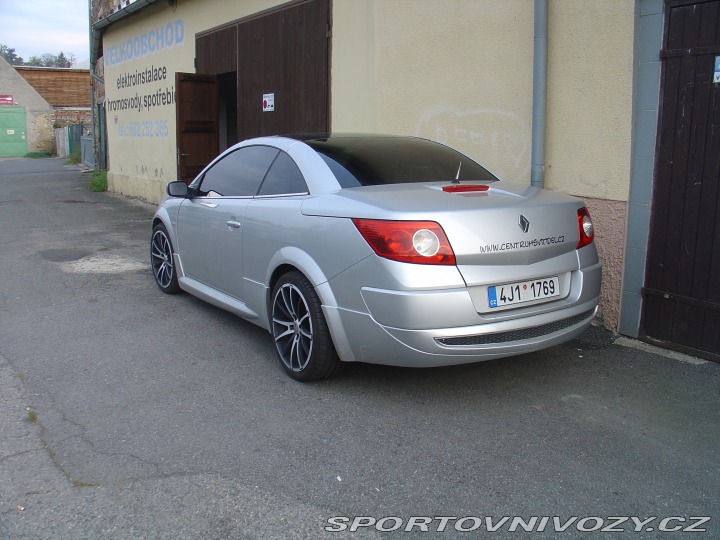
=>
[24,151,52,158]
[66,149,82,165]
[89,169,108,192]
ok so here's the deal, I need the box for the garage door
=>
[195,0,329,143]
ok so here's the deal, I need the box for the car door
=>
[242,151,312,296]
[176,145,279,300]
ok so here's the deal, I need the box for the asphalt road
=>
[1,157,718,539]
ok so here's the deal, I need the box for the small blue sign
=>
[715,56,720,84]
[488,286,498,308]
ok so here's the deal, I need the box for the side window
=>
[197,146,279,197]
[318,153,361,188]
[257,151,309,196]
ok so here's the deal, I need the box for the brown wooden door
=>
[235,0,329,140]
[641,0,720,361]
[193,0,329,144]
[175,72,218,182]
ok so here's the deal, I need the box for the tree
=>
[55,52,76,68]
[20,51,77,68]
[0,44,24,65]
[56,52,69,68]
[40,53,57,67]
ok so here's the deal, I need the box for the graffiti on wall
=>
[415,106,530,182]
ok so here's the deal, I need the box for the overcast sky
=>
[0,0,90,64]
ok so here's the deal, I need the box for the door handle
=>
[226,220,242,229]
[176,148,190,165]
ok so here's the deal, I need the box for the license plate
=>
[488,276,560,308]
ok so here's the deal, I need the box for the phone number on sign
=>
[117,120,169,138]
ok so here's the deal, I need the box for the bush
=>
[24,151,52,158]
[89,169,108,192]
[66,149,81,165]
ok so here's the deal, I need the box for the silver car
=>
[151,134,601,381]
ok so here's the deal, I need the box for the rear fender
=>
[246,247,340,327]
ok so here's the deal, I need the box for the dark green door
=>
[0,106,28,157]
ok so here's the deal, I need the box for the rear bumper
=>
[323,301,597,367]
[321,261,601,367]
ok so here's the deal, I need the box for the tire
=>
[271,271,342,382]
[150,223,181,294]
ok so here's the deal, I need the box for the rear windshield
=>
[305,136,498,188]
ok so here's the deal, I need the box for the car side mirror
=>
[167,181,189,198]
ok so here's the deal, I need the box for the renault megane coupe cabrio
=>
[151,134,601,381]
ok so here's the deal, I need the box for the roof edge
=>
[14,66,90,73]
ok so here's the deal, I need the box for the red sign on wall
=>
[0,95,13,105]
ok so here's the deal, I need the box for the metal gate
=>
[641,0,720,361]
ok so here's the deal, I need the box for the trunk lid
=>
[302,182,585,271]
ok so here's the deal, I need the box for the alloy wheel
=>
[151,229,175,289]
[272,283,314,373]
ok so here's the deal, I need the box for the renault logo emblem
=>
[519,215,530,233]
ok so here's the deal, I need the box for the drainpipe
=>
[531,0,548,188]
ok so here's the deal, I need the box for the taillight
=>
[577,207,594,249]
[442,184,490,193]
[352,219,456,265]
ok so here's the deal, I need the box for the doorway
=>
[218,72,238,152]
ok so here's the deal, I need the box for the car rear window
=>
[305,136,498,187]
